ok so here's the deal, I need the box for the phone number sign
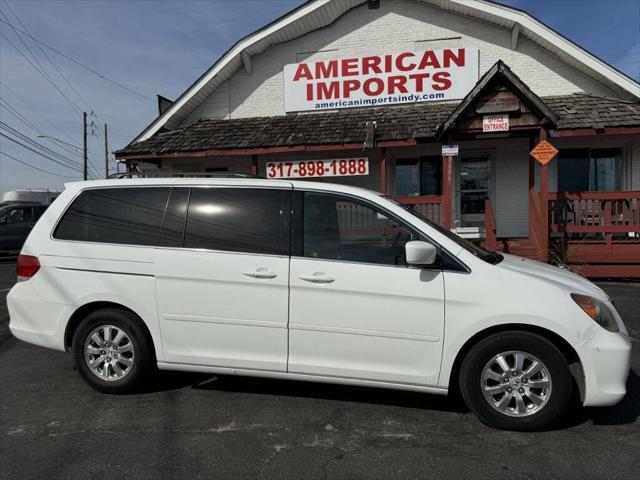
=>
[266,158,369,179]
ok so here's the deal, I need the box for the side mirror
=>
[405,240,437,266]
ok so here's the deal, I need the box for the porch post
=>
[538,128,550,262]
[441,154,453,229]
[251,154,258,175]
[380,147,387,194]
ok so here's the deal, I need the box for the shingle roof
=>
[545,94,640,129]
[116,93,640,157]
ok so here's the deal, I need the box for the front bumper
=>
[7,280,72,352]
[577,327,632,407]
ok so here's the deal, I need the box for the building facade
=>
[116,0,640,277]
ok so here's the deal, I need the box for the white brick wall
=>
[181,0,617,125]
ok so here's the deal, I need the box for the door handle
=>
[298,272,335,284]
[242,268,277,279]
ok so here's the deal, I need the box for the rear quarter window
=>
[53,187,170,246]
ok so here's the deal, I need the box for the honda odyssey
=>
[7,178,631,430]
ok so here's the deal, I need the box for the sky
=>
[0,0,638,196]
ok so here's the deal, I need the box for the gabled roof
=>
[438,60,559,136]
[132,0,640,144]
[115,93,640,158]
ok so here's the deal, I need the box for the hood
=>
[497,253,608,300]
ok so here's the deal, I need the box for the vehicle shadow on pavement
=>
[145,370,468,413]
[144,368,640,428]
[557,370,640,428]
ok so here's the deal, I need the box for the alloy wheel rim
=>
[84,325,135,381]
[481,350,552,417]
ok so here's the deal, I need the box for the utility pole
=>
[83,111,88,180]
[104,123,109,179]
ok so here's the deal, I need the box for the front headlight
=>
[571,293,619,333]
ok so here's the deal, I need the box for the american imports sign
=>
[283,48,479,112]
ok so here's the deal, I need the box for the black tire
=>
[459,331,573,431]
[72,308,153,394]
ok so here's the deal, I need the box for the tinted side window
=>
[54,187,170,246]
[184,188,290,255]
[7,207,30,223]
[159,188,189,247]
[303,192,420,266]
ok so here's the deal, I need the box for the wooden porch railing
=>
[393,195,443,225]
[548,191,640,234]
[484,199,498,250]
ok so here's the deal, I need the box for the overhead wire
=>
[0,80,77,145]
[1,4,110,178]
[0,97,83,158]
[1,0,93,112]
[0,132,82,173]
[0,16,155,103]
[0,121,100,178]
[0,149,78,178]
[0,20,83,116]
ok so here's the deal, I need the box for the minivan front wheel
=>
[460,331,573,431]
[72,308,152,393]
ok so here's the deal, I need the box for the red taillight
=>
[17,255,40,279]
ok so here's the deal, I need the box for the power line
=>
[0,80,76,144]
[0,121,100,177]
[36,135,82,153]
[0,132,81,172]
[0,121,82,167]
[0,150,78,178]
[2,3,113,177]
[0,87,100,177]
[1,0,92,111]
[0,98,83,158]
[0,17,155,103]
[0,30,83,116]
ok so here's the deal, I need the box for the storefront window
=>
[591,149,623,191]
[558,148,623,192]
[395,157,441,196]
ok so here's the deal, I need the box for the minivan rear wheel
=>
[459,331,573,431]
[72,308,152,393]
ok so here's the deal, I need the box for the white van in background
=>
[1,188,63,206]
[7,178,631,431]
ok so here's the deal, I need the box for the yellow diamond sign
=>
[530,140,559,165]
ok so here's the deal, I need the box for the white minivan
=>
[8,178,631,430]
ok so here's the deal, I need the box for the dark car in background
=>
[0,204,48,253]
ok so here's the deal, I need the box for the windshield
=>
[386,198,503,265]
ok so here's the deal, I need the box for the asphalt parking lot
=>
[1,260,639,480]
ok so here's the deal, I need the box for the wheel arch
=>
[64,301,157,362]
[447,323,585,402]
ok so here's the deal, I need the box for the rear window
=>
[54,187,170,246]
[184,187,290,255]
